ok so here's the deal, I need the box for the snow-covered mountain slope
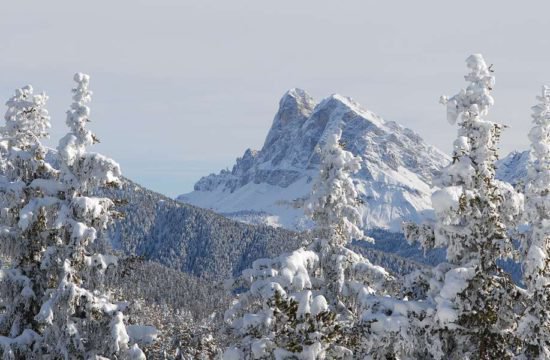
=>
[496,150,530,186]
[178,89,450,231]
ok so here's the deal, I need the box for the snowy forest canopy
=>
[0,54,549,359]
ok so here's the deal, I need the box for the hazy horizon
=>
[2,1,550,197]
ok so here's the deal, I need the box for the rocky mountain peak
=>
[262,89,316,163]
[180,89,451,231]
[276,88,316,126]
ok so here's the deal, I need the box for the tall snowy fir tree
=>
[0,85,56,356]
[223,129,392,359]
[404,54,525,358]
[304,128,375,304]
[0,75,145,359]
[516,86,550,358]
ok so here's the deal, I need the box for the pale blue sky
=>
[2,1,549,196]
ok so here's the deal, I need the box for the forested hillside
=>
[100,178,305,278]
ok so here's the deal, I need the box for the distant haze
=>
[2,1,549,196]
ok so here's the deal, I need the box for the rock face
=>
[179,89,450,231]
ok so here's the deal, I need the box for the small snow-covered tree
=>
[224,249,350,359]
[223,129,392,359]
[516,86,550,359]
[3,85,50,151]
[404,54,525,359]
[0,75,145,359]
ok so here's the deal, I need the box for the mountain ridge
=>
[179,88,450,231]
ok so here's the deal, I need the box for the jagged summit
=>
[179,89,450,231]
[274,88,315,126]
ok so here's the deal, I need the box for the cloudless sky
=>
[2,1,549,196]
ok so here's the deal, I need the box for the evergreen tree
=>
[409,54,520,268]
[0,75,145,359]
[304,128,378,305]
[404,54,525,359]
[0,85,58,357]
[305,128,365,247]
[516,86,550,359]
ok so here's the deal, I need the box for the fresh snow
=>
[126,325,159,345]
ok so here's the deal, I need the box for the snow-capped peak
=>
[178,89,450,231]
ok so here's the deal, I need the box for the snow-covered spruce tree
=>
[304,128,377,305]
[0,85,56,357]
[404,54,525,359]
[516,86,550,358]
[0,75,145,359]
[223,129,392,359]
[304,129,430,358]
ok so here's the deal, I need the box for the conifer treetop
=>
[442,53,495,126]
[58,73,121,192]
[3,85,50,150]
